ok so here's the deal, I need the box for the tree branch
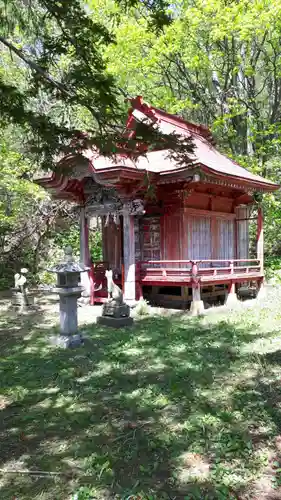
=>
[0,36,73,98]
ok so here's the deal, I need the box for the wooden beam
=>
[210,196,216,211]
[232,193,253,209]
[184,207,235,219]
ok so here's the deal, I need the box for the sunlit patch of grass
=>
[2,288,281,498]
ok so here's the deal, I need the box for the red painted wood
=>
[161,212,182,261]
[184,207,235,219]
[102,218,122,272]
[140,259,260,264]
[184,192,234,213]
[139,259,262,290]
[140,276,262,287]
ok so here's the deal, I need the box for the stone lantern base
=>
[97,301,134,328]
[10,288,36,312]
[97,316,134,328]
[49,333,84,349]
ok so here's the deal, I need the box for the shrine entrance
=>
[102,214,123,277]
[79,179,145,305]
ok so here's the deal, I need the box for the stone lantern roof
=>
[47,246,90,274]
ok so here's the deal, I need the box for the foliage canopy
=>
[0,0,174,170]
[1,0,281,288]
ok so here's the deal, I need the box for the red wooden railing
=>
[89,259,263,303]
[138,259,262,284]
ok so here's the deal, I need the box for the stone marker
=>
[11,268,34,312]
[97,269,133,328]
[47,246,90,348]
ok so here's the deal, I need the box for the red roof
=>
[35,96,279,194]
[78,96,277,190]
[126,96,278,189]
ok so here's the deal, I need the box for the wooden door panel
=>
[140,216,161,262]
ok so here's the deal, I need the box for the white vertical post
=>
[79,206,91,297]
[123,209,136,304]
[79,206,86,263]
[256,207,266,300]
[225,260,238,306]
[257,207,264,273]
[190,261,204,315]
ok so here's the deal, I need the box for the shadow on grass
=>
[229,348,281,499]
[0,306,275,499]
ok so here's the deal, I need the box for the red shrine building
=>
[35,96,279,313]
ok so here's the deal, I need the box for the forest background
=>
[1,0,281,288]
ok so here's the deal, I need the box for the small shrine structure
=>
[35,96,279,311]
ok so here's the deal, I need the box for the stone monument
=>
[11,268,33,312]
[97,269,133,328]
[47,246,90,348]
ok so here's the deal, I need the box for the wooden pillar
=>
[79,207,91,297]
[257,207,264,272]
[225,261,238,306]
[135,262,143,301]
[190,261,204,316]
[123,210,136,304]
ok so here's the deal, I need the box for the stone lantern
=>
[47,246,90,348]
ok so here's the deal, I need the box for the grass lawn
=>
[2,291,281,499]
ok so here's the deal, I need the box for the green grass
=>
[2,291,281,499]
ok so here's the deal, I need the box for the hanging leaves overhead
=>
[0,0,174,170]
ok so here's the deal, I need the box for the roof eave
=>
[199,164,279,192]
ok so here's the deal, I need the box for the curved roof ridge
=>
[128,95,214,143]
